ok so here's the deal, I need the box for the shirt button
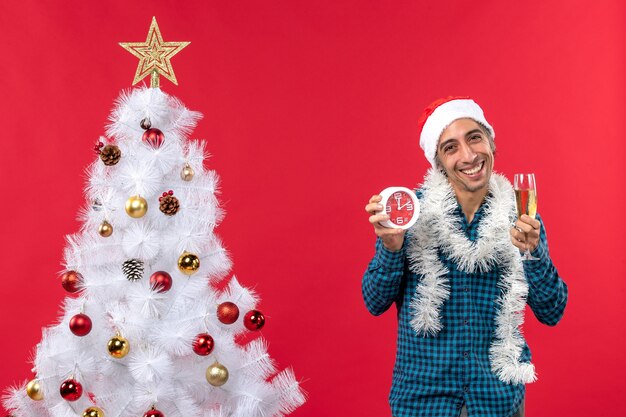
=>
[464,319,469,325]
[463,351,469,358]
[463,386,469,392]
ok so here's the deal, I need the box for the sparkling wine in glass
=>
[514,173,539,261]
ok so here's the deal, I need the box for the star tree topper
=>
[120,17,190,88]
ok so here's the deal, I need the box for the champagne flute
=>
[514,173,539,261]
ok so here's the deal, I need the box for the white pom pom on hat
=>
[417,96,495,168]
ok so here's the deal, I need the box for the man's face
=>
[436,118,494,195]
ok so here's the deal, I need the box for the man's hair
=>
[434,120,496,172]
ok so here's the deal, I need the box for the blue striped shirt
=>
[362,197,568,417]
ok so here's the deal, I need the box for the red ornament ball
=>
[216,302,239,324]
[192,333,215,356]
[142,128,165,148]
[144,408,164,417]
[69,313,92,336]
[61,271,82,293]
[243,310,265,331]
[60,379,83,401]
[149,271,172,293]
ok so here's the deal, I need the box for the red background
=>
[1,1,624,416]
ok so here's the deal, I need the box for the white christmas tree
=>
[3,17,305,417]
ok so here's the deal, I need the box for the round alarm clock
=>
[377,187,420,229]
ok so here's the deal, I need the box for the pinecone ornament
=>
[122,259,144,281]
[99,144,121,166]
[159,191,179,216]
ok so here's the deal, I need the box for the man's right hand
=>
[365,195,406,252]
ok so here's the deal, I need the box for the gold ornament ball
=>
[98,220,113,237]
[83,407,104,417]
[125,196,148,218]
[206,362,229,386]
[181,164,195,181]
[107,335,130,358]
[26,379,43,401]
[178,252,200,275]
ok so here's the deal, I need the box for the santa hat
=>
[417,96,495,168]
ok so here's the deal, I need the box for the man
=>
[362,97,567,417]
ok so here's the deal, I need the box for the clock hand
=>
[394,195,413,210]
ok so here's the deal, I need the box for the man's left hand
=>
[510,214,541,253]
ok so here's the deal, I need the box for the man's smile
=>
[459,160,485,177]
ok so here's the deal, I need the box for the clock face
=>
[385,191,416,226]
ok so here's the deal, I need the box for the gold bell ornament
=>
[177,252,200,275]
[181,163,194,181]
[107,334,130,358]
[26,379,43,401]
[83,407,105,417]
[125,195,148,218]
[206,361,229,386]
[98,220,113,237]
